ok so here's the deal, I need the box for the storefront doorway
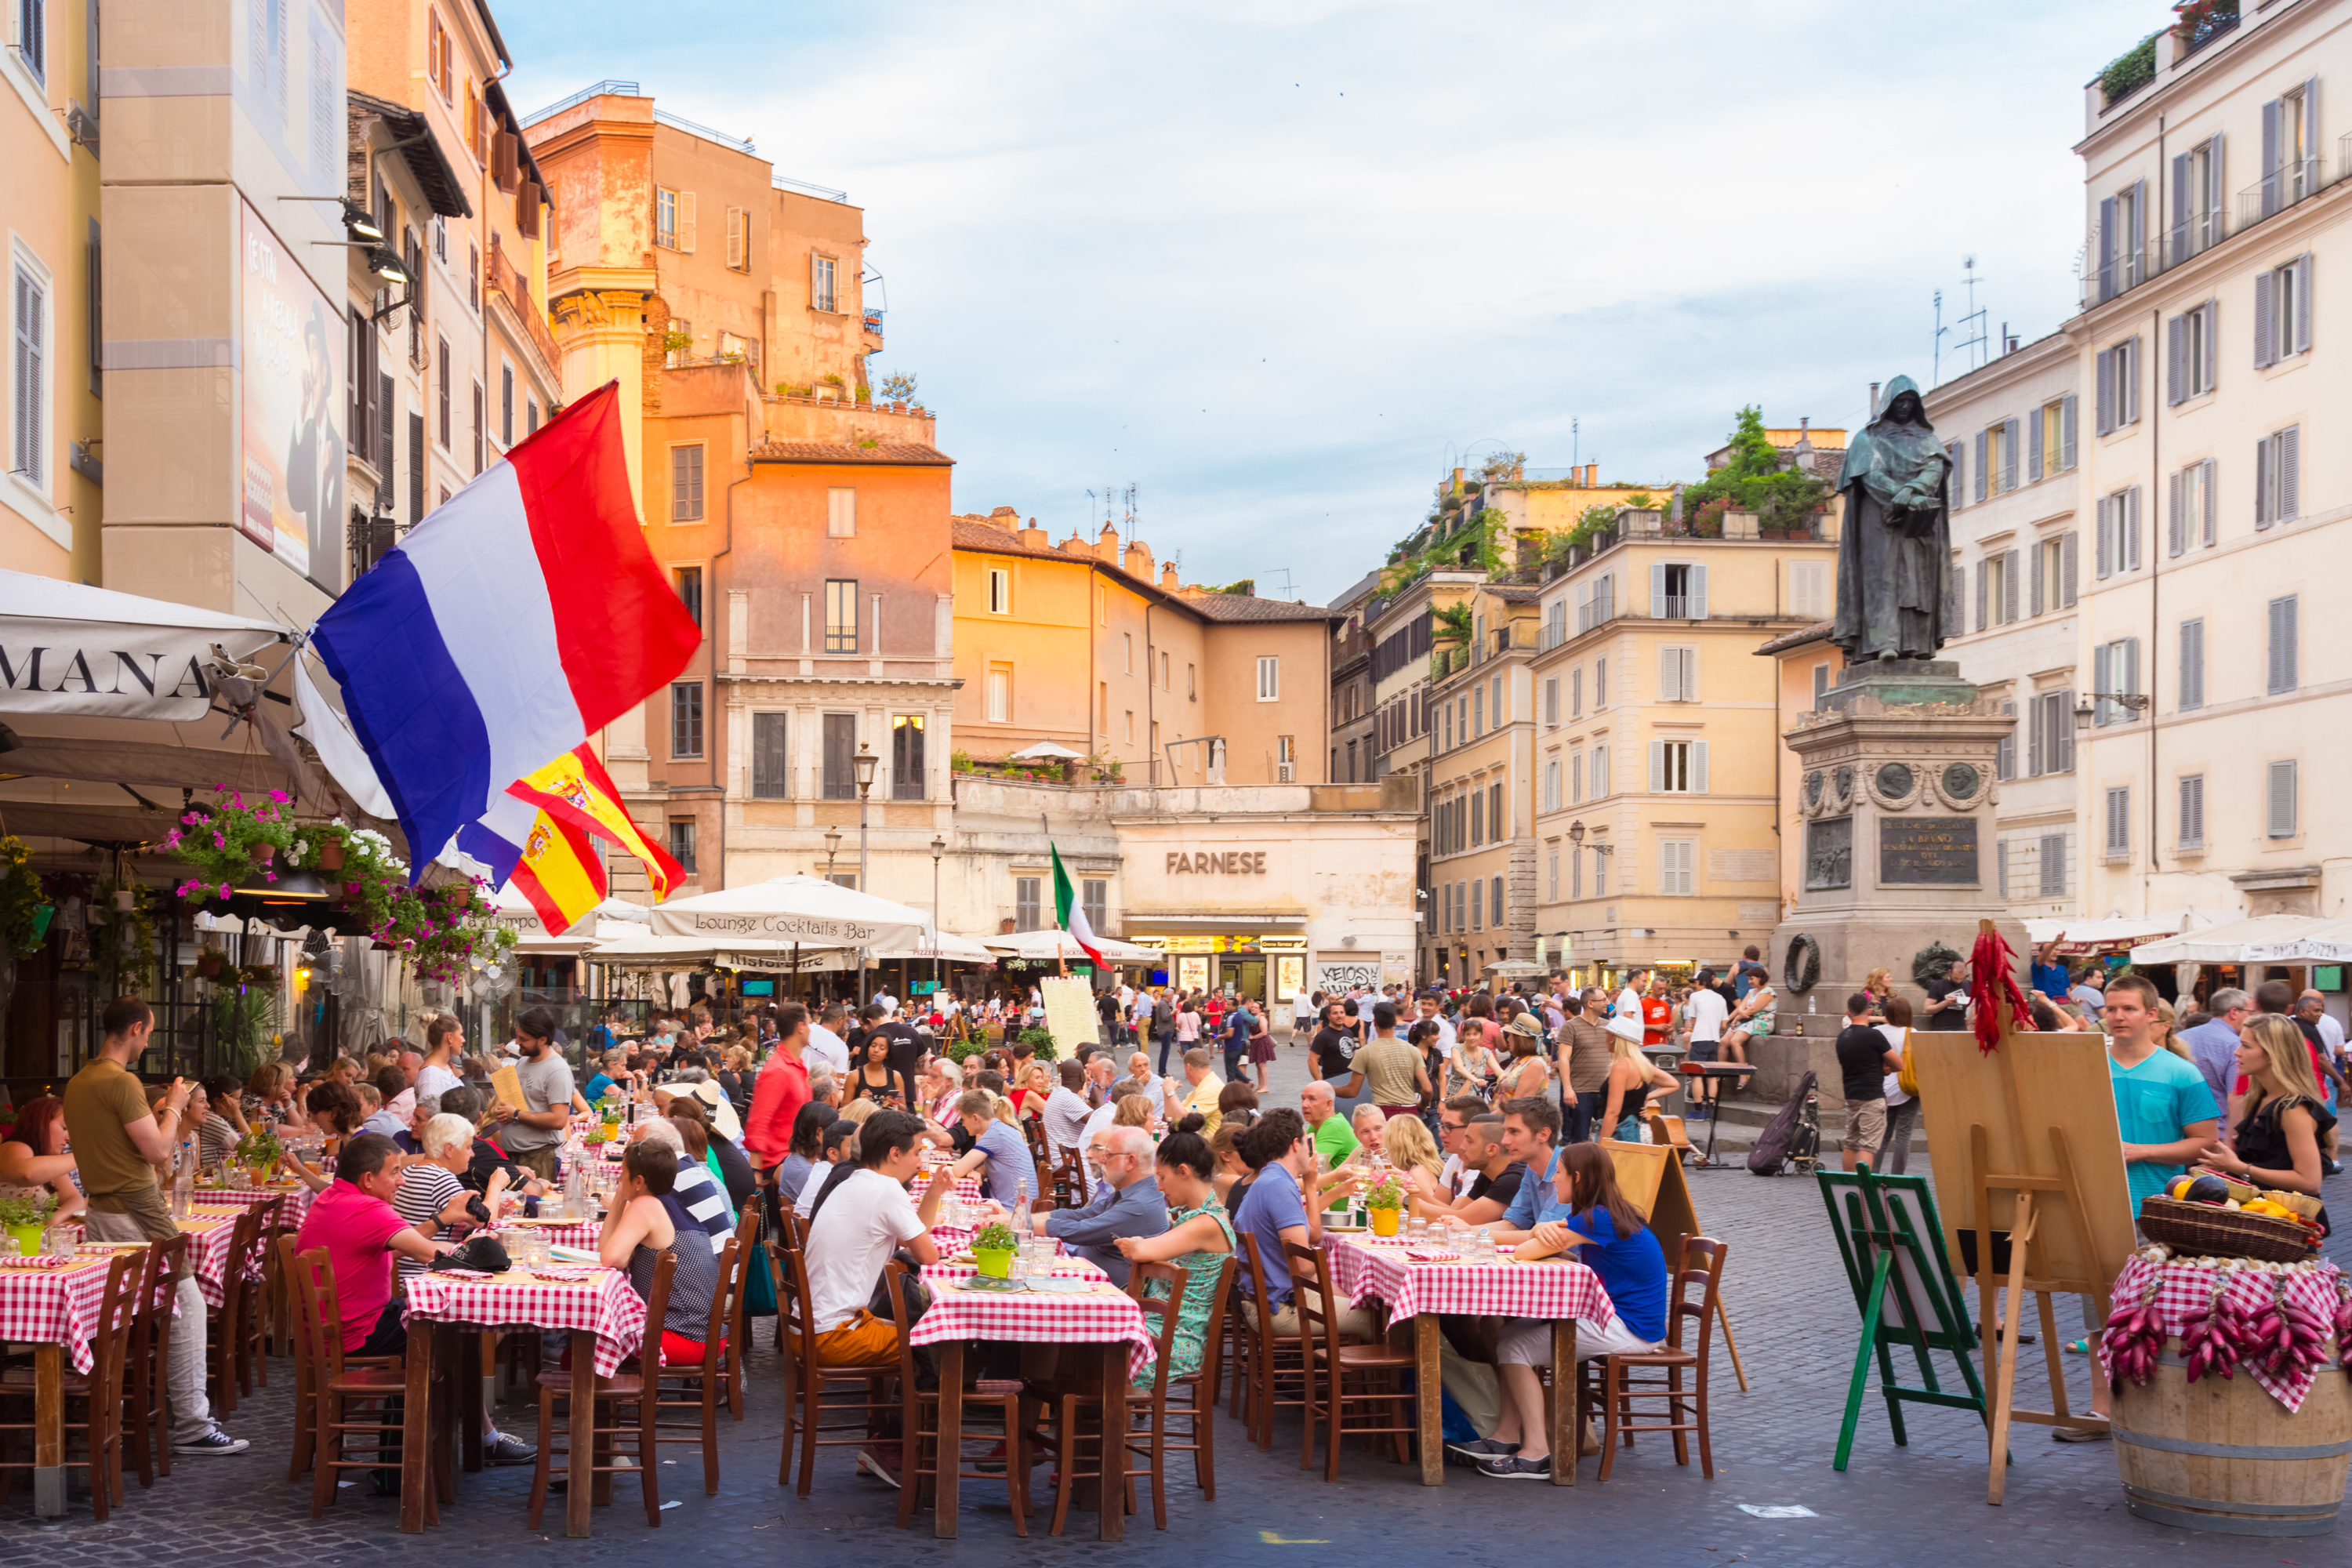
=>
[1218,956,1266,1005]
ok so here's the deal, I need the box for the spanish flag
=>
[511,808,608,936]
[506,742,689,900]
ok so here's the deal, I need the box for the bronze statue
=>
[1831,376,1953,663]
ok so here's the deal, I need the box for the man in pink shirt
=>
[293,1133,451,1356]
[743,1001,814,1175]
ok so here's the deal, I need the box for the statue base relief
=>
[1755,662,2030,1111]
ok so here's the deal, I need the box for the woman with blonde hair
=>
[1112,1093,1161,1134]
[2205,1014,2333,1229]
[1378,1112,1446,1212]
[1599,1033,1677,1144]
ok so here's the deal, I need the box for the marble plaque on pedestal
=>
[1878,816,1978,884]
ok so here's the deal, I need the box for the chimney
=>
[1097,522,1120,563]
[1124,538,1154,579]
[1160,561,1181,592]
[1868,382,1881,419]
[1584,463,1597,488]
[1018,516,1048,549]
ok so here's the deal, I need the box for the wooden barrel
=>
[2111,1339,2352,1535]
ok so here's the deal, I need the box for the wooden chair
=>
[0,1250,139,1518]
[1233,1232,1305,1450]
[278,1234,399,1482]
[205,1203,267,1414]
[775,1240,899,1496]
[122,1232,187,1489]
[1051,1145,1091,1209]
[650,1236,737,1495]
[721,1206,761,1417]
[1575,1235,1729,1481]
[885,1261,1032,1535]
[1286,1240,1414,1481]
[1148,1254,1233,1504]
[289,1245,436,1522]
[527,1251,669,1529]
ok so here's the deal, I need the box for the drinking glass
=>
[0,1234,19,1259]
[45,1228,74,1259]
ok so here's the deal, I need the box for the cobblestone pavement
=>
[9,1036,2347,1566]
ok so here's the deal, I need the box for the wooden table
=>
[909,1269,1154,1540]
[1326,1233,1613,1486]
[399,1268,647,1537]
[0,1254,124,1517]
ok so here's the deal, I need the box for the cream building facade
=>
[1424,582,1541,982]
[2074,0,2352,920]
[1529,506,1838,982]
[1922,330,2089,925]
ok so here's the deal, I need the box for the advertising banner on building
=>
[240,199,343,581]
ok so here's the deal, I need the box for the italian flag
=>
[1051,842,1105,968]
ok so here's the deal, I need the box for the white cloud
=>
[503,0,2154,601]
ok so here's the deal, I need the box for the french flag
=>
[311,384,701,877]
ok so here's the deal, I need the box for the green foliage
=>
[2100,32,2161,103]
[211,989,276,1081]
[0,838,48,958]
[1476,451,1526,482]
[1563,502,1619,552]
[1363,1174,1404,1211]
[234,1125,282,1170]
[1678,406,1829,532]
[89,880,156,998]
[974,1221,1018,1252]
[1201,578,1255,597]
[1018,1025,1060,1062]
[1431,604,1473,644]
[879,371,919,403]
[662,328,693,357]
[0,1189,53,1229]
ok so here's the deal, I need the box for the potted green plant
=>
[234,1126,283,1183]
[1364,1174,1405,1236]
[0,1188,53,1257]
[971,1220,1018,1279]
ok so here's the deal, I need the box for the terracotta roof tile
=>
[749,441,954,466]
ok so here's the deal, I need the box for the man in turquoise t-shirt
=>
[1301,1080,1358,1210]
[2103,975,2220,1207]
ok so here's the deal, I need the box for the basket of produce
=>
[2136,1172,2323,1263]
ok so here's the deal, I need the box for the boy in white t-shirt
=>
[801,1109,952,1371]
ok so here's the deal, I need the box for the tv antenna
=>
[1954,255,1988,376]
[1261,568,1296,601]
[1933,290,1948,387]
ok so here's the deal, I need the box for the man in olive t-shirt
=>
[64,996,245,1454]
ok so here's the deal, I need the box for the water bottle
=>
[171,1137,194,1219]
[1011,1192,1032,1241]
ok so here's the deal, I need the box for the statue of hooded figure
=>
[1831,376,1953,664]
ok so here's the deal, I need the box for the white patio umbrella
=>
[1008,741,1085,761]
[873,928,997,964]
[2130,913,2331,965]
[649,873,931,949]
[985,928,1156,964]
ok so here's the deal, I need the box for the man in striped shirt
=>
[633,1116,733,1243]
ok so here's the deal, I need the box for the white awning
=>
[2024,907,2234,951]
[2131,914,2334,964]
[0,570,289,722]
[649,873,931,949]
[985,928,1157,964]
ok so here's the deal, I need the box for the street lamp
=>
[822,827,842,882]
[930,835,947,991]
[2073,691,2151,731]
[853,742,880,1002]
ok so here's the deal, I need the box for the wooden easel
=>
[1606,1136,1748,1392]
[1909,924,2136,1504]
[1818,1164,1988,1470]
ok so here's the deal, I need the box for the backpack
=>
[1746,1070,1819,1176]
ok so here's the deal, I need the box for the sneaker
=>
[1443,1436,1519,1462]
[173,1428,249,1456]
[858,1445,902,1487]
[487,1432,537,1466]
[2052,1425,2111,1444]
[1475,1453,1552,1480]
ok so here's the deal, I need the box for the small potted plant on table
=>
[972,1220,1018,1279]
[1365,1174,1404,1236]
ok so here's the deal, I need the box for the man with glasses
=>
[1018,1125,1167,1286]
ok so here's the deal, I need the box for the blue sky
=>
[500,0,2158,604]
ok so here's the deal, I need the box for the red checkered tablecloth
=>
[58,1213,257,1312]
[0,1254,140,1373]
[497,1218,603,1251]
[2098,1256,2346,1412]
[921,1255,1107,1286]
[908,1275,1156,1381]
[1327,1235,1615,1329]
[403,1267,648,1377]
[187,1182,311,1228]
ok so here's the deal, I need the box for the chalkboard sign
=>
[1878,816,1977,884]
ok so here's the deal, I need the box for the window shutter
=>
[1648,739,1664,793]
[1691,740,1708,795]
[2181,618,2204,710]
[2181,775,2203,848]
[1687,647,1700,702]
[2200,299,2217,390]
[517,180,541,239]
[1658,645,1675,699]
[2262,97,2282,215]
[2270,597,2298,692]
[2125,486,2141,570]
[2027,406,2045,481]
[2168,470,2184,557]
[2095,349,2114,434]
[2002,418,2020,489]
[2281,425,2299,520]
[2030,538,2045,615]
[2093,644,2111,724]
[2255,270,2275,368]
[1972,557,1986,632]
[2027,695,2045,776]
[2200,459,2217,546]
[2269,759,2298,837]
[678,191,695,253]
[2125,336,2140,423]
[1688,563,1707,621]
[2124,637,2140,703]
[2209,132,2227,235]
[2256,435,2274,526]
[2060,394,2078,469]
[2170,152,2190,261]
[2097,195,2117,299]
[726,208,746,270]
[2057,689,2075,771]
[1650,562,1667,618]
[1973,429,1988,501]
[2303,78,2321,189]
[2107,788,2130,858]
[2167,312,2185,405]
[2096,497,2113,578]
[2294,253,2313,353]
[2002,549,2020,623]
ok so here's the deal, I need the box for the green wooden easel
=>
[1817,1163,1992,1470]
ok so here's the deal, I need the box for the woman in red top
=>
[1640,982,1672,1050]
[1010,1062,1053,1120]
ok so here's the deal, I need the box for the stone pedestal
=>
[1757,660,2027,1107]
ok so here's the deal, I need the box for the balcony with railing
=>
[486,234,561,374]
[2241,154,2326,228]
